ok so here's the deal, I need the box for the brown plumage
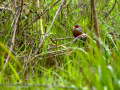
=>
[73,24,83,37]
[73,24,87,43]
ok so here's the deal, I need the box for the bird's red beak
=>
[74,26,76,29]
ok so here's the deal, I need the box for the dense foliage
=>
[0,0,120,89]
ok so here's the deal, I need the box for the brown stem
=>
[91,0,102,53]
[4,6,21,69]
[104,0,116,20]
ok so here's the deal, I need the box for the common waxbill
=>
[73,24,83,37]
[73,24,87,42]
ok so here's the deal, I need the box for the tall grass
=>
[0,0,120,89]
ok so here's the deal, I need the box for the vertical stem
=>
[91,0,102,53]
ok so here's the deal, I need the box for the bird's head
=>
[74,24,80,29]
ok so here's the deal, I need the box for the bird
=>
[73,24,83,37]
[73,24,87,41]
[72,24,90,51]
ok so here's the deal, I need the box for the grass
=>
[0,0,120,89]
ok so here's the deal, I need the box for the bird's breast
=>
[73,29,83,37]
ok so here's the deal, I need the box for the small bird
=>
[73,24,87,44]
[73,24,83,37]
